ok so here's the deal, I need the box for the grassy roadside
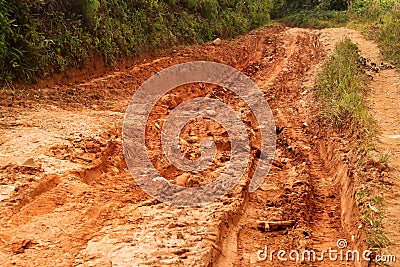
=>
[315,37,373,131]
[315,38,390,250]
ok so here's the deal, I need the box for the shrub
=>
[0,0,273,84]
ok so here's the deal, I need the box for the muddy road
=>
[0,25,396,266]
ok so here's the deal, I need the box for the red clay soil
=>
[0,25,391,266]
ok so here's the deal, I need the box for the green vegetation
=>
[315,37,374,132]
[280,9,347,28]
[0,0,272,83]
[356,188,391,248]
[379,151,392,163]
[3,0,398,84]
[348,0,400,68]
[314,32,400,251]
[272,0,349,28]
[272,0,400,67]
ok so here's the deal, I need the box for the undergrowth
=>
[348,0,400,68]
[315,37,393,249]
[356,187,391,249]
[280,9,348,28]
[271,0,349,28]
[0,0,272,84]
[315,37,374,132]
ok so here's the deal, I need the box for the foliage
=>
[280,9,347,28]
[272,0,349,18]
[0,0,273,83]
[356,188,391,248]
[271,0,350,28]
[348,0,400,67]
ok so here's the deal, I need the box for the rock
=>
[159,258,181,265]
[152,176,168,183]
[176,173,190,186]
[22,158,36,167]
[176,232,184,239]
[212,38,222,46]
[173,248,189,256]
[189,136,199,143]
[0,185,16,201]
[206,109,217,117]
[257,220,296,232]
[85,141,94,149]
[12,239,33,254]
[76,154,94,163]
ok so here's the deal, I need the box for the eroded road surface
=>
[0,25,398,266]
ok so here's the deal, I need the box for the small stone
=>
[206,109,216,117]
[173,248,189,256]
[152,176,168,183]
[180,139,189,147]
[176,173,190,186]
[86,141,94,149]
[22,158,35,167]
[159,258,181,265]
[177,232,184,239]
[212,38,222,46]
[190,136,199,143]
[0,185,16,201]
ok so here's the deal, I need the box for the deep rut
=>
[213,28,354,267]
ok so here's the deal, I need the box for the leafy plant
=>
[0,0,273,84]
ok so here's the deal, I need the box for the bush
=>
[272,0,349,18]
[281,9,348,28]
[0,0,273,84]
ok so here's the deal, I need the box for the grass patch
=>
[280,9,348,28]
[344,0,400,252]
[379,151,392,164]
[315,37,374,132]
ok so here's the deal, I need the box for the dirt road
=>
[0,25,398,266]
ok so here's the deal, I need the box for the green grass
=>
[348,0,400,68]
[344,0,400,252]
[356,189,391,248]
[315,37,374,133]
[379,151,392,163]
